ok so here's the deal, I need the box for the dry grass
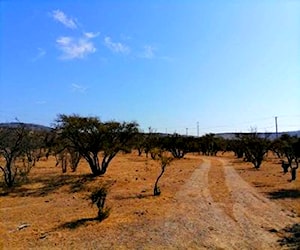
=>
[0,151,299,249]
[0,152,201,249]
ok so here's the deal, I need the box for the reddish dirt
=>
[0,152,299,249]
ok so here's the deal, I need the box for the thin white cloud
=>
[104,36,130,54]
[32,48,46,61]
[71,83,87,93]
[84,32,100,39]
[139,45,174,62]
[52,9,77,29]
[56,36,96,60]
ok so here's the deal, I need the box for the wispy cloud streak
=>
[84,32,100,39]
[32,48,46,61]
[104,36,130,54]
[52,10,77,29]
[71,83,87,93]
[56,36,96,60]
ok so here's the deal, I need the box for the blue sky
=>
[0,0,299,135]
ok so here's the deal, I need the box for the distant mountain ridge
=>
[216,131,300,140]
[0,122,52,132]
[0,122,299,140]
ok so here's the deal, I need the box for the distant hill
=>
[0,122,299,140]
[0,122,52,132]
[216,131,300,140]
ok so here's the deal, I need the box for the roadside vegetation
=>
[1,116,299,188]
[0,116,299,249]
[0,115,299,217]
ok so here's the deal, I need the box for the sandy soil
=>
[0,153,299,249]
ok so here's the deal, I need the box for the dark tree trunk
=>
[291,167,297,181]
[150,151,156,160]
[137,147,143,156]
[3,158,16,187]
[254,158,262,169]
[70,152,80,172]
[100,153,117,175]
[290,160,298,181]
[170,149,185,159]
[235,149,244,158]
[85,155,102,176]
[61,157,67,173]
[153,165,166,196]
[281,161,290,174]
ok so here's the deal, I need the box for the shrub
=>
[90,186,111,221]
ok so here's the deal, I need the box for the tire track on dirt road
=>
[155,159,249,249]
[67,158,298,249]
[152,158,299,249]
[221,158,299,248]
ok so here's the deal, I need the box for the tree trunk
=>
[153,165,166,196]
[291,161,298,181]
[4,158,15,187]
[281,161,290,174]
[61,157,67,173]
[86,155,102,176]
[100,153,117,175]
[137,148,143,156]
[291,167,297,181]
[254,159,261,169]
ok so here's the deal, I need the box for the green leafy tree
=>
[227,138,245,158]
[198,133,222,156]
[151,148,174,196]
[270,135,299,180]
[272,134,297,165]
[162,133,190,159]
[54,114,138,176]
[238,132,270,169]
[290,138,299,180]
[132,133,147,156]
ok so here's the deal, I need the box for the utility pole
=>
[275,116,278,138]
[197,122,199,137]
[186,128,188,136]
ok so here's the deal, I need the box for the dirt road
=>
[108,158,299,249]
[3,157,298,249]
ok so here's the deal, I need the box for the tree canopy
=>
[54,114,138,175]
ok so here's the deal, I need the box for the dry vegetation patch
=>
[1,152,299,249]
[0,152,201,249]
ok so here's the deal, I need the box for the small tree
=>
[151,148,174,196]
[54,114,138,176]
[290,138,300,181]
[144,132,160,158]
[90,186,111,221]
[132,133,146,156]
[238,132,270,169]
[162,133,190,159]
[228,138,245,158]
[54,147,81,173]
[275,134,297,166]
[271,135,299,180]
[0,124,37,187]
[199,133,221,156]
